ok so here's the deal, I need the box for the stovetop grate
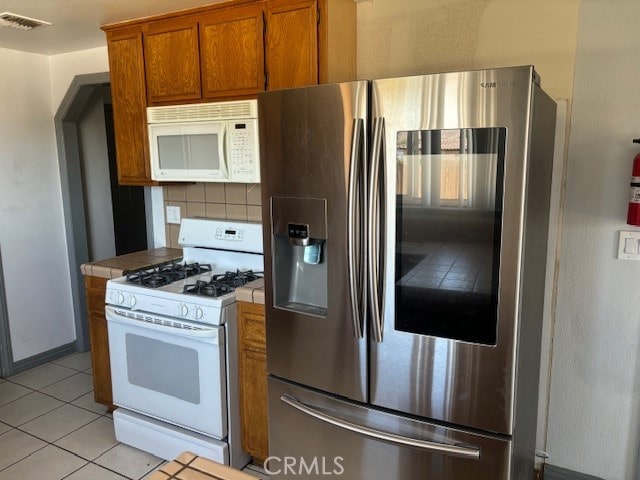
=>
[126,262,212,289]
[183,270,263,298]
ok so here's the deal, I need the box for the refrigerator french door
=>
[259,66,556,480]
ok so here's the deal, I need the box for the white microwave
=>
[148,99,260,183]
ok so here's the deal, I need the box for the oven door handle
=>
[105,306,222,344]
[281,394,480,460]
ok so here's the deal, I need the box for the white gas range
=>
[105,218,263,468]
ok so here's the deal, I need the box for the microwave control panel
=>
[229,120,260,183]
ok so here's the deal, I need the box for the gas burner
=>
[126,262,212,288]
[183,270,263,297]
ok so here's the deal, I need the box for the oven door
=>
[106,306,227,439]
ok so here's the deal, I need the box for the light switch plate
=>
[166,205,181,225]
[617,230,640,261]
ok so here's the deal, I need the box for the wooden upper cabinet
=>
[102,0,355,185]
[200,4,265,99]
[265,0,318,90]
[106,26,153,186]
[143,18,202,104]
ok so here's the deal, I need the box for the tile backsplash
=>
[163,183,262,248]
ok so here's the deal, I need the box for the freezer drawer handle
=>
[281,394,480,460]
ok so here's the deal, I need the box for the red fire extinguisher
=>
[628,139,640,226]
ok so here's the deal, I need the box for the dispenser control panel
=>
[288,223,309,240]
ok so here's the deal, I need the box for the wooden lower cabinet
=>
[83,275,114,410]
[237,301,268,464]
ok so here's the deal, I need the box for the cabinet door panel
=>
[240,349,269,462]
[200,4,265,99]
[88,314,113,408]
[83,276,113,409]
[266,0,318,90]
[107,28,152,185]
[238,302,268,463]
[144,19,201,103]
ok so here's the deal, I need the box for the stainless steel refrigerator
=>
[258,66,556,479]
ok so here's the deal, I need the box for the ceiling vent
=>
[0,12,52,30]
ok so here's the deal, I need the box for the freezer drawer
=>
[268,376,511,480]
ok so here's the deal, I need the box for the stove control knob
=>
[194,307,204,320]
[115,292,125,305]
[180,304,189,317]
[129,295,137,308]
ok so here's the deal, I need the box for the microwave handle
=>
[219,123,229,179]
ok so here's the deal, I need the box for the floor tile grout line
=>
[40,436,116,466]
[32,383,96,405]
[87,460,135,480]
[0,374,94,409]
[0,435,51,472]
[137,457,167,480]
[0,370,96,408]
[8,361,79,386]
[58,459,92,480]
[0,385,99,430]
[9,406,106,446]
[90,441,161,480]
[1,354,164,480]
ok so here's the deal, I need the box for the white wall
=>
[78,88,116,261]
[0,48,76,361]
[357,0,579,100]
[49,46,109,113]
[0,45,111,364]
[547,2,640,478]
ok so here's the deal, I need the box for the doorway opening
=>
[55,73,151,352]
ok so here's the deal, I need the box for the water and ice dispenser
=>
[271,197,327,317]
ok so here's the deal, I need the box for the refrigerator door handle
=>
[348,118,365,338]
[281,394,481,460]
[368,117,385,342]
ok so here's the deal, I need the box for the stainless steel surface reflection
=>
[370,69,539,435]
[268,377,512,480]
[260,67,557,480]
[259,81,369,402]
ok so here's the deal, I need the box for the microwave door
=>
[151,122,226,181]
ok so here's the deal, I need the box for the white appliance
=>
[105,218,263,468]
[148,99,260,183]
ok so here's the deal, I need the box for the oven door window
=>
[395,128,506,345]
[126,334,200,404]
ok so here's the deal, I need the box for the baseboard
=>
[8,341,78,376]
[544,465,605,480]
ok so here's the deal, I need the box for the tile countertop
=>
[235,278,265,305]
[149,452,258,480]
[79,247,183,279]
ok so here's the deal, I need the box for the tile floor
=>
[0,352,269,480]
